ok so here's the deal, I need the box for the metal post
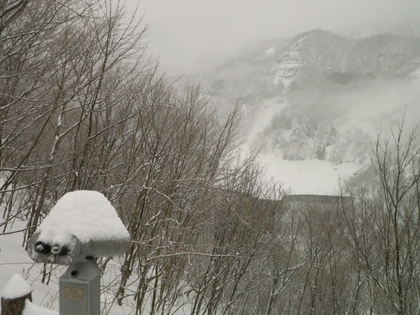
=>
[59,260,100,315]
[27,191,131,314]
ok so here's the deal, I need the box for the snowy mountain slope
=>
[202,29,420,100]
[199,29,420,193]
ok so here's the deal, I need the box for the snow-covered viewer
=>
[27,190,131,265]
[11,190,132,315]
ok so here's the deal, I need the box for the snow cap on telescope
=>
[36,190,129,245]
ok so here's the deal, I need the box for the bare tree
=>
[343,118,420,315]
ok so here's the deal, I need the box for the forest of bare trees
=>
[1,1,420,314]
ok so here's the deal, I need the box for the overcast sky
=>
[126,0,420,76]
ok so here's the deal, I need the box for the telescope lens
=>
[51,244,69,256]
[34,241,51,254]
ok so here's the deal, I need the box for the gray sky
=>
[126,0,420,76]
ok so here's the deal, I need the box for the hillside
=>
[197,29,420,192]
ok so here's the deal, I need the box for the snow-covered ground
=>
[257,154,359,194]
[240,98,362,195]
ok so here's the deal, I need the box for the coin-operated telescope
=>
[27,190,131,315]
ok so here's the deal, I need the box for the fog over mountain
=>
[130,0,420,76]
[194,28,420,192]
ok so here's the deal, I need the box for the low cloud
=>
[129,0,420,75]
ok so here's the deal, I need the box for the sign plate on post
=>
[60,261,100,315]
[64,287,84,300]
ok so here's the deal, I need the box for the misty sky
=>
[126,0,420,76]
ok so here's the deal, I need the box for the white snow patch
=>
[239,141,359,194]
[281,77,294,89]
[263,47,275,58]
[257,154,359,194]
[239,100,362,194]
[36,190,129,245]
[1,273,58,315]
[1,274,31,299]
[242,99,286,145]
[23,301,58,315]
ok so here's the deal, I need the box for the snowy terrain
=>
[2,274,31,300]
[257,155,359,194]
[239,98,360,194]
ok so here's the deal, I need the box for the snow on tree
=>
[1,274,31,300]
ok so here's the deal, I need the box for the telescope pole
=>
[59,260,101,315]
